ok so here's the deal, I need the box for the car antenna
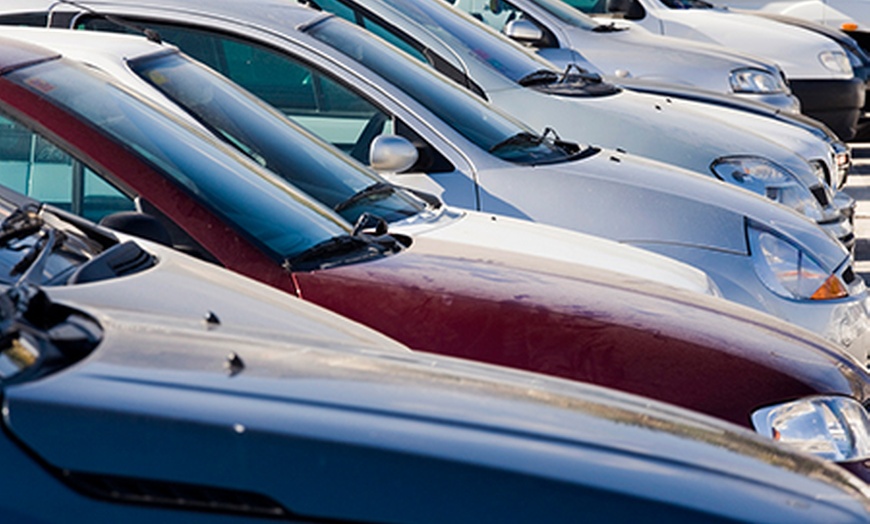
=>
[55,0,163,44]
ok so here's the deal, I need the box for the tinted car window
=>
[131,51,427,224]
[375,0,553,83]
[454,0,598,31]
[0,114,135,222]
[5,59,349,260]
[77,17,457,173]
[307,17,576,164]
[313,0,429,61]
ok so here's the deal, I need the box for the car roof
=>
[47,0,325,31]
[0,25,168,64]
[0,33,60,74]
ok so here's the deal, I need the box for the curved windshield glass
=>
[306,17,575,164]
[130,51,426,224]
[522,0,608,29]
[378,0,554,83]
[6,59,350,261]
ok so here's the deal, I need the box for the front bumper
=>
[819,213,856,255]
[789,77,866,141]
[629,242,870,363]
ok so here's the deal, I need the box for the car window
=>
[312,0,428,61]
[307,0,489,96]
[0,114,135,222]
[560,0,607,13]
[306,17,578,164]
[450,0,560,47]
[131,51,428,224]
[77,16,456,173]
[5,58,350,261]
[78,17,386,152]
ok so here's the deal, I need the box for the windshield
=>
[306,17,575,164]
[5,59,351,261]
[517,0,608,30]
[377,0,555,83]
[130,51,426,224]
[659,0,713,8]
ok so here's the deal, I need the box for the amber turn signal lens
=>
[810,274,847,300]
[842,22,859,31]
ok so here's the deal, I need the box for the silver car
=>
[449,0,803,110]
[14,0,870,360]
[296,0,855,246]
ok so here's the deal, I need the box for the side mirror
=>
[369,135,418,174]
[503,19,544,45]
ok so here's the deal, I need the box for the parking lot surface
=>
[845,141,870,283]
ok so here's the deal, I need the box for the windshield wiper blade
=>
[489,128,563,154]
[592,22,626,32]
[0,204,44,246]
[488,132,542,154]
[12,229,59,286]
[558,63,603,84]
[518,69,560,87]
[283,234,375,272]
[333,182,396,213]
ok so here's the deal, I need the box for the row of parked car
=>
[0,0,870,521]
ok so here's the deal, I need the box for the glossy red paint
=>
[292,236,864,427]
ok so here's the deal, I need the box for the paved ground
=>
[844,140,870,283]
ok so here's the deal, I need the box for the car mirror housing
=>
[503,19,544,45]
[369,135,419,174]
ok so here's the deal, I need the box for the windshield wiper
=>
[283,234,377,272]
[12,229,59,286]
[333,182,396,213]
[518,69,560,87]
[558,63,603,84]
[489,128,564,154]
[284,212,403,272]
[0,204,44,246]
[488,132,543,154]
[592,22,627,32]
[0,204,61,284]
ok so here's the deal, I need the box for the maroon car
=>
[2,35,870,477]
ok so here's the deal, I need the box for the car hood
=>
[487,85,827,189]
[562,24,779,91]
[656,9,852,79]
[4,296,870,522]
[43,238,410,354]
[475,150,849,271]
[294,232,869,418]
[389,205,720,295]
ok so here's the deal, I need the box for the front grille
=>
[61,470,289,519]
[843,266,857,285]
[810,185,830,207]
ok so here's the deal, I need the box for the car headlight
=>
[748,223,847,301]
[819,50,853,74]
[712,157,824,221]
[728,67,787,94]
[752,396,870,462]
